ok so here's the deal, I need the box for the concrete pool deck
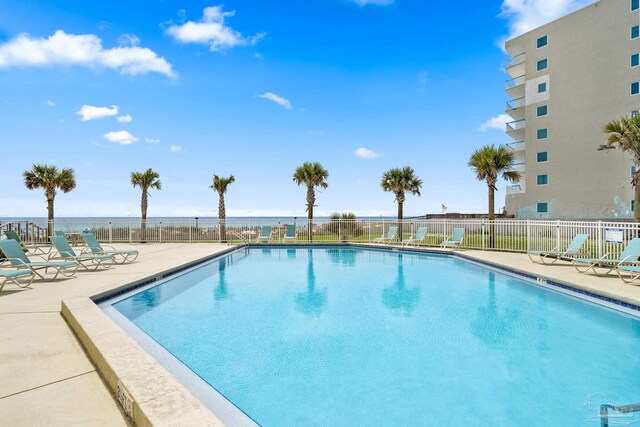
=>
[0,243,232,426]
[2,242,640,425]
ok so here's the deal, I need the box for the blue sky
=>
[0,0,594,217]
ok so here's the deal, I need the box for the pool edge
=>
[61,246,239,426]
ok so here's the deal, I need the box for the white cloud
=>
[144,137,160,144]
[166,6,265,52]
[77,104,118,121]
[354,147,381,159]
[43,99,55,107]
[117,114,132,123]
[501,0,595,39]
[478,113,511,132]
[117,34,140,47]
[257,92,292,109]
[0,30,175,78]
[104,130,138,145]
[349,0,395,5]
[169,145,183,153]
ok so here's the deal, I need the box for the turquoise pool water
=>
[112,247,640,426]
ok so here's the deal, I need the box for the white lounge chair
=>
[0,239,78,280]
[404,227,428,246]
[441,228,465,249]
[49,236,115,271]
[528,234,589,264]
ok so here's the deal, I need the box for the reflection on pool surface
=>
[113,247,640,426]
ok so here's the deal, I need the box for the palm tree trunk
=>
[397,201,403,242]
[307,186,314,242]
[47,196,55,238]
[219,194,226,242]
[141,190,148,243]
[635,171,640,223]
[488,185,495,248]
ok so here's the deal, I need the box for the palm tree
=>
[130,168,161,242]
[599,114,640,221]
[210,174,235,241]
[468,144,521,248]
[380,166,422,242]
[23,164,76,237]
[293,162,329,242]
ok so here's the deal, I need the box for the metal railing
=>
[506,96,525,110]
[506,119,526,132]
[505,52,526,69]
[600,402,640,426]
[505,75,525,90]
[2,218,640,258]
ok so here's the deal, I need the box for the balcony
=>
[505,75,526,99]
[505,52,525,78]
[512,162,526,173]
[506,183,526,195]
[506,96,525,120]
[506,140,525,152]
[506,119,526,139]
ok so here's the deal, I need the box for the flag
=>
[441,204,448,214]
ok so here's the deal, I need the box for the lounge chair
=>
[283,225,296,242]
[0,269,35,291]
[0,239,78,280]
[404,227,428,246]
[80,231,139,264]
[374,226,398,244]
[573,237,640,275]
[49,236,115,271]
[256,226,272,243]
[527,234,590,264]
[616,265,640,284]
[441,228,465,249]
[3,230,51,254]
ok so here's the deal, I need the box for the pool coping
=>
[62,243,640,426]
[61,246,239,427]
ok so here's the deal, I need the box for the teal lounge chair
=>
[404,227,428,246]
[441,228,465,249]
[0,239,78,280]
[616,265,640,284]
[0,269,35,291]
[3,230,51,255]
[528,234,589,264]
[283,225,296,242]
[573,238,640,276]
[49,236,115,271]
[256,226,272,243]
[80,232,139,264]
[374,226,398,244]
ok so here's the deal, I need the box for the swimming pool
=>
[108,246,640,426]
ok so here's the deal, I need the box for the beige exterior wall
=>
[504,0,640,219]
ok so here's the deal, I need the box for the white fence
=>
[1,218,638,258]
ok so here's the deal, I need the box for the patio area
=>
[2,242,640,425]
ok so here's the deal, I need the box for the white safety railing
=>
[2,218,639,258]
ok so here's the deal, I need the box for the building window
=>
[537,152,548,162]
[634,0,640,11]
[633,200,636,213]
[633,26,640,39]
[632,165,637,178]
[633,54,640,68]
[632,110,639,117]
[537,59,548,71]
[537,203,548,213]
[537,105,548,116]
[632,82,640,95]
[537,175,548,185]
[538,82,547,93]
[537,128,548,139]
[537,35,548,48]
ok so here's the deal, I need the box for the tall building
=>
[504,0,640,219]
